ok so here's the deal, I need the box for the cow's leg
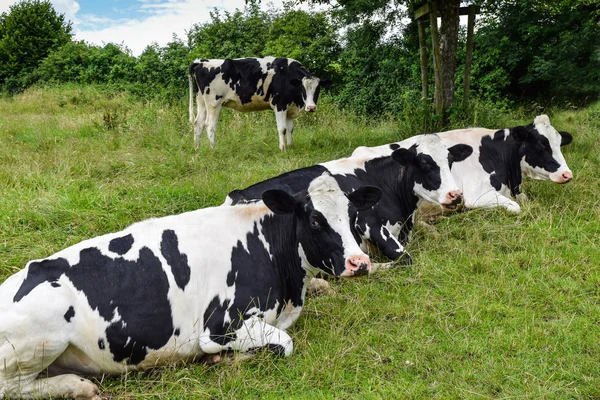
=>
[205,102,223,149]
[0,331,99,399]
[200,316,293,357]
[356,213,409,263]
[275,111,288,151]
[285,118,294,147]
[469,191,521,213]
[193,92,207,149]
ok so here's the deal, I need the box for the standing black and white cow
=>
[226,135,473,263]
[0,174,380,399]
[188,57,332,151]
[357,115,572,215]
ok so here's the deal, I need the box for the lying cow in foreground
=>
[189,57,332,151]
[0,174,380,399]
[226,134,472,264]
[354,115,572,215]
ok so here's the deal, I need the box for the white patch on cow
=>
[302,77,320,111]
[306,174,366,261]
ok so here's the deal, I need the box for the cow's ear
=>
[391,148,417,166]
[559,131,573,146]
[262,189,296,215]
[448,144,473,163]
[347,186,382,211]
[319,79,333,89]
[511,125,530,142]
[290,78,302,88]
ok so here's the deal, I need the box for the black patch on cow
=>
[227,165,328,205]
[64,306,75,322]
[205,88,210,95]
[160,230,191,290]
[109,234,134,255]
[203,216,308,346]
[51,282,60,288]
[266,58,309,111]
[174,328,180,337]
[516,125,561,173]
[389,143,400,151]
[14,247,175,365]
[248,343,286,357]
[216,95,223,100]
[98,339,105,350]
[479,129,524,195]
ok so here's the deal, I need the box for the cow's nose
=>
[446,190,463,204]
[305,105,316,112]
[561,171,573,183]
[345,254,371,276]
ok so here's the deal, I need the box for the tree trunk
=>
[438,0,461,108]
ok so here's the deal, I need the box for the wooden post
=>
[429,1,443,113]
[463,5,476,102]
[417,20,429,100]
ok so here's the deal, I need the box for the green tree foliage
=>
[472,0,600,102]
[0,0,72,90]
[187,2,272,59]
[264,10,341,78]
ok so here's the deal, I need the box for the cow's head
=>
[291,77,332,112]
[511,115,573,183]
[391,136,473,207]
[262,174,381,277]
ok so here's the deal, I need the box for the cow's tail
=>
[188,62,200,125]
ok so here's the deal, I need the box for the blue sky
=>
[0,0,302,55]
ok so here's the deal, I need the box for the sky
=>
[0,0,315,56]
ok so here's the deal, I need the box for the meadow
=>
[1,85,599,399]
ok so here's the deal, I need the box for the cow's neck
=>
[262,214,308,309]
[497,132,524,195]
[360,157,420,241]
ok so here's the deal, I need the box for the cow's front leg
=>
[285,118,294,147]
[469,190,521,213]
[356,212,409,263]
[275,110,288,151]
[1,374,101,400]
[200,316,293,357]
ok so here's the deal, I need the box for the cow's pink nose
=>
[306,105,316,112]
[446,190,463,204]
[345,254,370,276]
[561,171,573,183]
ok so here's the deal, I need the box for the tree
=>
[264,9,341,78]
[472,0,600,102]
[0,0,72,89]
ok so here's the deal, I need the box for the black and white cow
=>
[188,57,332,151]
[0,174,380,399]
[368,115,572,215]
[226,135,473,263]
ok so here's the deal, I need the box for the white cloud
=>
[0,0,79,20]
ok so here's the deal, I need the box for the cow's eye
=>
[310,219,321,229]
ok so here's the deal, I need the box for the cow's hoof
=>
[307,278,333,296]
[71,377,101,400]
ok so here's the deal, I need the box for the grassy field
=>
[1,85,599,399]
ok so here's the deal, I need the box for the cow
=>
[188,57,332,151]
[356,115,572,216]
[0,174,381,399]
[226,134,473,265]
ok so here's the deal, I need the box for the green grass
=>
[1,84,599,399]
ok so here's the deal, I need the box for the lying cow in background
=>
[0,174,380,399]
[226,134,473,264]
[356,115,572,216]
[188,57,332,151]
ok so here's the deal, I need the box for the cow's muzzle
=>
[305,105,316,112]
[551,171,573,183]
[342,254,371,277]
[443,190,463,209]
